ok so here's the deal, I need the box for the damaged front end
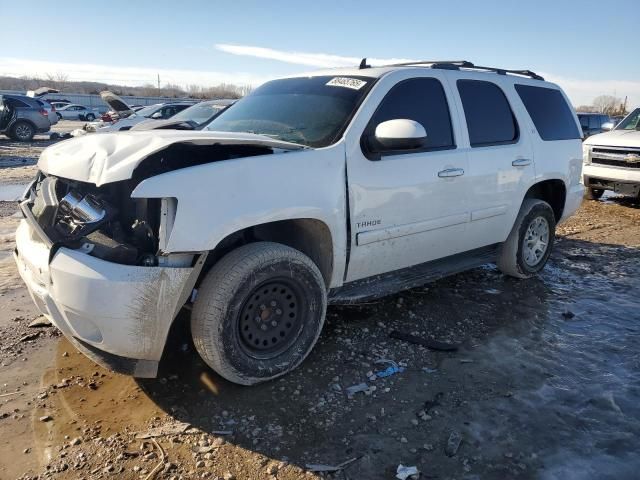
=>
[15,173,203,378]
[23,172,172,267]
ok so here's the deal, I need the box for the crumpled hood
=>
[38,130,306,186]
[584,129,640,148]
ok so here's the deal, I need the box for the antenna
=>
[359,58,370,69]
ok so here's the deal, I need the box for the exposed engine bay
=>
[27,173,162,266]
[24,142,276,266]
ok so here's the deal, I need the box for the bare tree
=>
[45,72,70,91]
[592,95,620,115]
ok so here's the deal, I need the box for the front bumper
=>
[14,219,196,377]
[583,163,640,194]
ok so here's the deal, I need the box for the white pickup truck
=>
[14,61,584,385]
[582,107,640,199]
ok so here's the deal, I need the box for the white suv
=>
[14,61,584,384]
[583,108,640,199]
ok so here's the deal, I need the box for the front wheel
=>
[85,113,96,121]
[191,242,327,385]
[497,199,556,279]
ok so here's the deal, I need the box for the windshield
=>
[615,108,640,130]
[172,102,226,125]
[205,75,374,147]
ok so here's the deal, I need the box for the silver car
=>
[0,94,54,141]
[56,103,98,121]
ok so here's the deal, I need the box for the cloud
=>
[0,57,268,88]
[215,44,415,68]
[216,44,640,107]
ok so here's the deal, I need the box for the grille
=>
[591,146,640,169]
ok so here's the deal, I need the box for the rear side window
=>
[6,98,30,108]
[515,85,580,141]
[367,77,454,153]
[457,80,518,147]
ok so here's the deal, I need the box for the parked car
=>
[49,101,72,110]
[100,103,194,132]
[56,104,98,121]
[131,99,235,131]
[577,112,611,138]
[582,107,640,199]
[0,94,54,141]
[15,61,583,383]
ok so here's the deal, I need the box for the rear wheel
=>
[191,242,327,385]
[497,199,556,279]
[85,113,96,121]
[585,187,604,200]
[10,121,35,141]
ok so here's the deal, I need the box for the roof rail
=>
[376,60,544,81]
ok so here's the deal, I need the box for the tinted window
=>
[515,85,581,141]
[457,80,518,146]
[367,77,454,153]
[6,98,30,108]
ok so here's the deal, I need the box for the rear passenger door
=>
[448,76,535,248]
[344,71,470,281]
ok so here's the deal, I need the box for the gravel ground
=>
[0,134,639,479]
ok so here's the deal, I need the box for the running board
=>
[328,244,500,304]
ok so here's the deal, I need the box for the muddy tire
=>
[584,187,604,200]
[191,242,327,385]
[10,121,35,142]
[497,199,556,279]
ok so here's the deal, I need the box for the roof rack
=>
[360,59,544,81]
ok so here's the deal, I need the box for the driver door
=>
[344,72,470,282]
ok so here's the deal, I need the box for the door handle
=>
[512,158,532,167]
[438,168,465,178]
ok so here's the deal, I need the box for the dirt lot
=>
[1,127,639,479]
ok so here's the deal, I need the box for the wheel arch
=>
[524,178,566,222]
[198,218,335,290]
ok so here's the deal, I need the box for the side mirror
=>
[601,122,614,132]
[372,119,427,152]
[150,111,163,119]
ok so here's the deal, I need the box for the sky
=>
[1,0,638,107]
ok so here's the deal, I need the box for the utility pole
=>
[157,74,160,94]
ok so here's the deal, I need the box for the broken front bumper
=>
[14,218,197,378]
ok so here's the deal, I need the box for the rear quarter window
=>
[515,85,580,141]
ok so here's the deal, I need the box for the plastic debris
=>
[396,464,420,479]
[345,383,369,396]
[422,367,438,374]
[373,359,405,378]
[389,330,458,351]
[306,457,358,472]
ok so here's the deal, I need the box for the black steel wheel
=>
[238,279,305,359]
[191,242,327,385]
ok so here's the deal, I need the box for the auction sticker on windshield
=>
[326,77,367,90]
